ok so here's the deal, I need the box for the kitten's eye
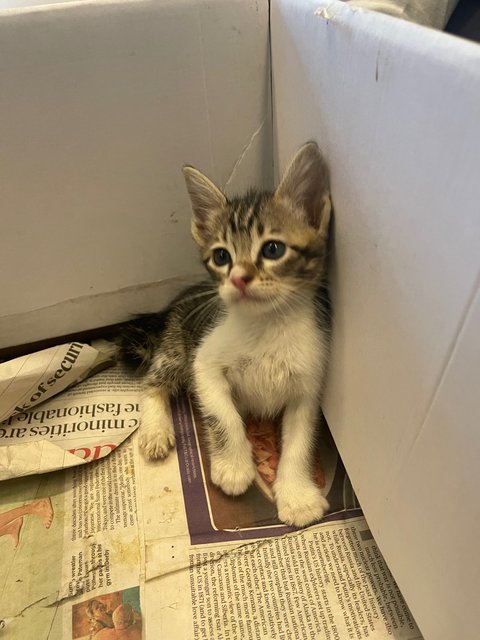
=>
[212,248,231,267]
[261,241,286,260]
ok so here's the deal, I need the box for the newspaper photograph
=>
[0,359,422,639]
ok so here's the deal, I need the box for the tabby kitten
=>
[120,142,332,527]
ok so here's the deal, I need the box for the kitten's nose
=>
[231,273,253,292]
[230,267,254,292]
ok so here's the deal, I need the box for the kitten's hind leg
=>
[139,385,176,461]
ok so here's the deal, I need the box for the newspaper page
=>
[0,342,114,423]
[142,395,423,640]
[0,363,144,640]
[0,366,422,639]
[0,351,139,480]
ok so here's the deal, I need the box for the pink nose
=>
[231,274,253,292]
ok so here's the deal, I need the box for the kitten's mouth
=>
[233,291,258,303]
[222,282,277,307]
[228,288,272,306]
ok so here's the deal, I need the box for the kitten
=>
[119,142,332,527]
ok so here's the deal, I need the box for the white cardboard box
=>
[1,1,480,638]
[272,2,480,638]
[0,0,271,346]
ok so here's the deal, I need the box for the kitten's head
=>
[183,142,331,312]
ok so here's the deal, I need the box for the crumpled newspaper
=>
[0,341,142,481]
[0,341,114,423]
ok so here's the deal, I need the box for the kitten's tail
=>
[117,312,168,376]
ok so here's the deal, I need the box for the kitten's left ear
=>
[183,166,227,246]
[275,142,331,236]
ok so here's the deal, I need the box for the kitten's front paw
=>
[139,426,175,461]
[210,452,255,496]
[275,482,329,528]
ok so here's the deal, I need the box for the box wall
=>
[272,1,480,637]
[0,0,271,347]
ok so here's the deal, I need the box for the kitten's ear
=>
[275,142,331,236]
[182,166,227,246]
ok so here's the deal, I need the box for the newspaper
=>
[0,343,138,480]
[0,364,423,639]
[0,342,115,423]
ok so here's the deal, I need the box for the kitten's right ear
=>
[182,166,227,246]
[275,142,331,237]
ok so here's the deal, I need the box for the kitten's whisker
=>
[181,296,217,328]
[281,285,329,312]
[188,297,217,323]
[181,289,218,304]
[190,299,219,334]
[268,290,297,320]
[287,289,331,324]
[189,298,221,335]
[268,293,285,319]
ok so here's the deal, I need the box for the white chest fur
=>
[194,305,329,418]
